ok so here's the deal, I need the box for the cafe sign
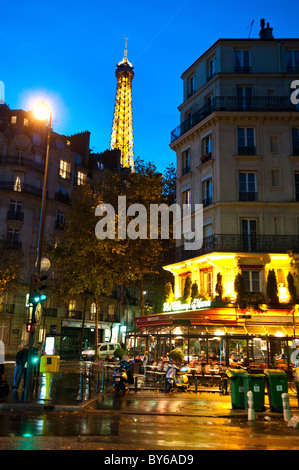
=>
[163,298,211,313]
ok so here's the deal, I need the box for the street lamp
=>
[24,101,52,402]
[33,101,52,274]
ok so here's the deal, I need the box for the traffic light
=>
[29,273,48,304]
[26,322,33,333]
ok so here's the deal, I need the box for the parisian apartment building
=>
[164,20,299,304]
[0,103,135,358]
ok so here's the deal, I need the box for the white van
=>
[81,342,121,361]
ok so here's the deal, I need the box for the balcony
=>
[203,196,213,207]
[0,154,44,172]
[182,166,190,176]
[237,146,256,156]
[7,210,24,221]
[164,233,299,265]
[239,191,258,201]
[234,66,252,73]
[0,181,43,198]
[0,303,15,314]
[171,96,298,143]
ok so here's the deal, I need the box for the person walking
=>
[13,344,28,390]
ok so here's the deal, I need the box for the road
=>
[0,391,299,451]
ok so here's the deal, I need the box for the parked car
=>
[81,342,121,361]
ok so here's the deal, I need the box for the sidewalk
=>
[1,361,299,420]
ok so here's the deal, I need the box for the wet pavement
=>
[1,361,299,450]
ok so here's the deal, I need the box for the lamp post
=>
[24,101,52,402]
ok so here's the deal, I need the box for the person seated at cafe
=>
[229,354,237,366]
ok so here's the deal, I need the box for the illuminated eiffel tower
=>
[110,39,134,169]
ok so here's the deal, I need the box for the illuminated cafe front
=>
[127,301,299,370]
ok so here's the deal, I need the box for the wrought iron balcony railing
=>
[0,181,43,198]
[171,96,298,143]
[7,210,24,221]
[239,191,258,201]
[0,154,45,172]
[164,233,299,265]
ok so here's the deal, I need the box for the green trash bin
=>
[227,369,249,409]
[243,374,265,411]
[264,369,288,412]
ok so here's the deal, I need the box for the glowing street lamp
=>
[32,101,52,275]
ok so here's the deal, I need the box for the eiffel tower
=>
[110,39,134,169]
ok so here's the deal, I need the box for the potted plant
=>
[215,272,223,301]
[234,273,246,308]
[266,269,279,304]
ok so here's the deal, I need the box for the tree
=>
[287,272,297,305]
[191,282,199,299]
[0,236,23,299]
[266,269,279,304]
[164,282,174,303]
[94,157,175,316]
[46,183,119,358]
[234,273,246,307]
[183,275,192,302]
[215,272,223,300]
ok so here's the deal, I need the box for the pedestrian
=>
[13,344,28,390]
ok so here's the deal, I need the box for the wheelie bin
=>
[264,369,288,412]
[243,373,265,411]
[227,369,249,409]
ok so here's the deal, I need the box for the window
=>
[239,173,257,201]
[11,116,17,124]
[59,160,71,179]
[23,118,29,127]
[13,176,22,192]
[237,127,255,155]
[241,219,257,251]
[55,210,65,230]
[237,86,252,110]
[6,228,20,244]
[286,50,299,73]
[187,75,196,98]
[68,300,76,312]
[77,171,86,185]
[182,189,191,210]
[8,200,23,221]
[292,129,299,156]
[207,56,216,79]
[201,135,212,162]
[202,178,213,206]
[235,50,251,72]
[182,149,190,175]
[242,270,260,292]
[32,133,41,145]
[295,174,299,202]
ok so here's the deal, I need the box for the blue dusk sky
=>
[0,0,298,173]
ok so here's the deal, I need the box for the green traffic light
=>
[40,294,47,300]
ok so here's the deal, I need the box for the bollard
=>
[101,367,105,392]
[96,371,99,393]
[282,393,292,422]
[247,390,255,421]
[195,378,198,393]
[134,376,138,392]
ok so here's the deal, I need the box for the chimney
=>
[259,19,274,39]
